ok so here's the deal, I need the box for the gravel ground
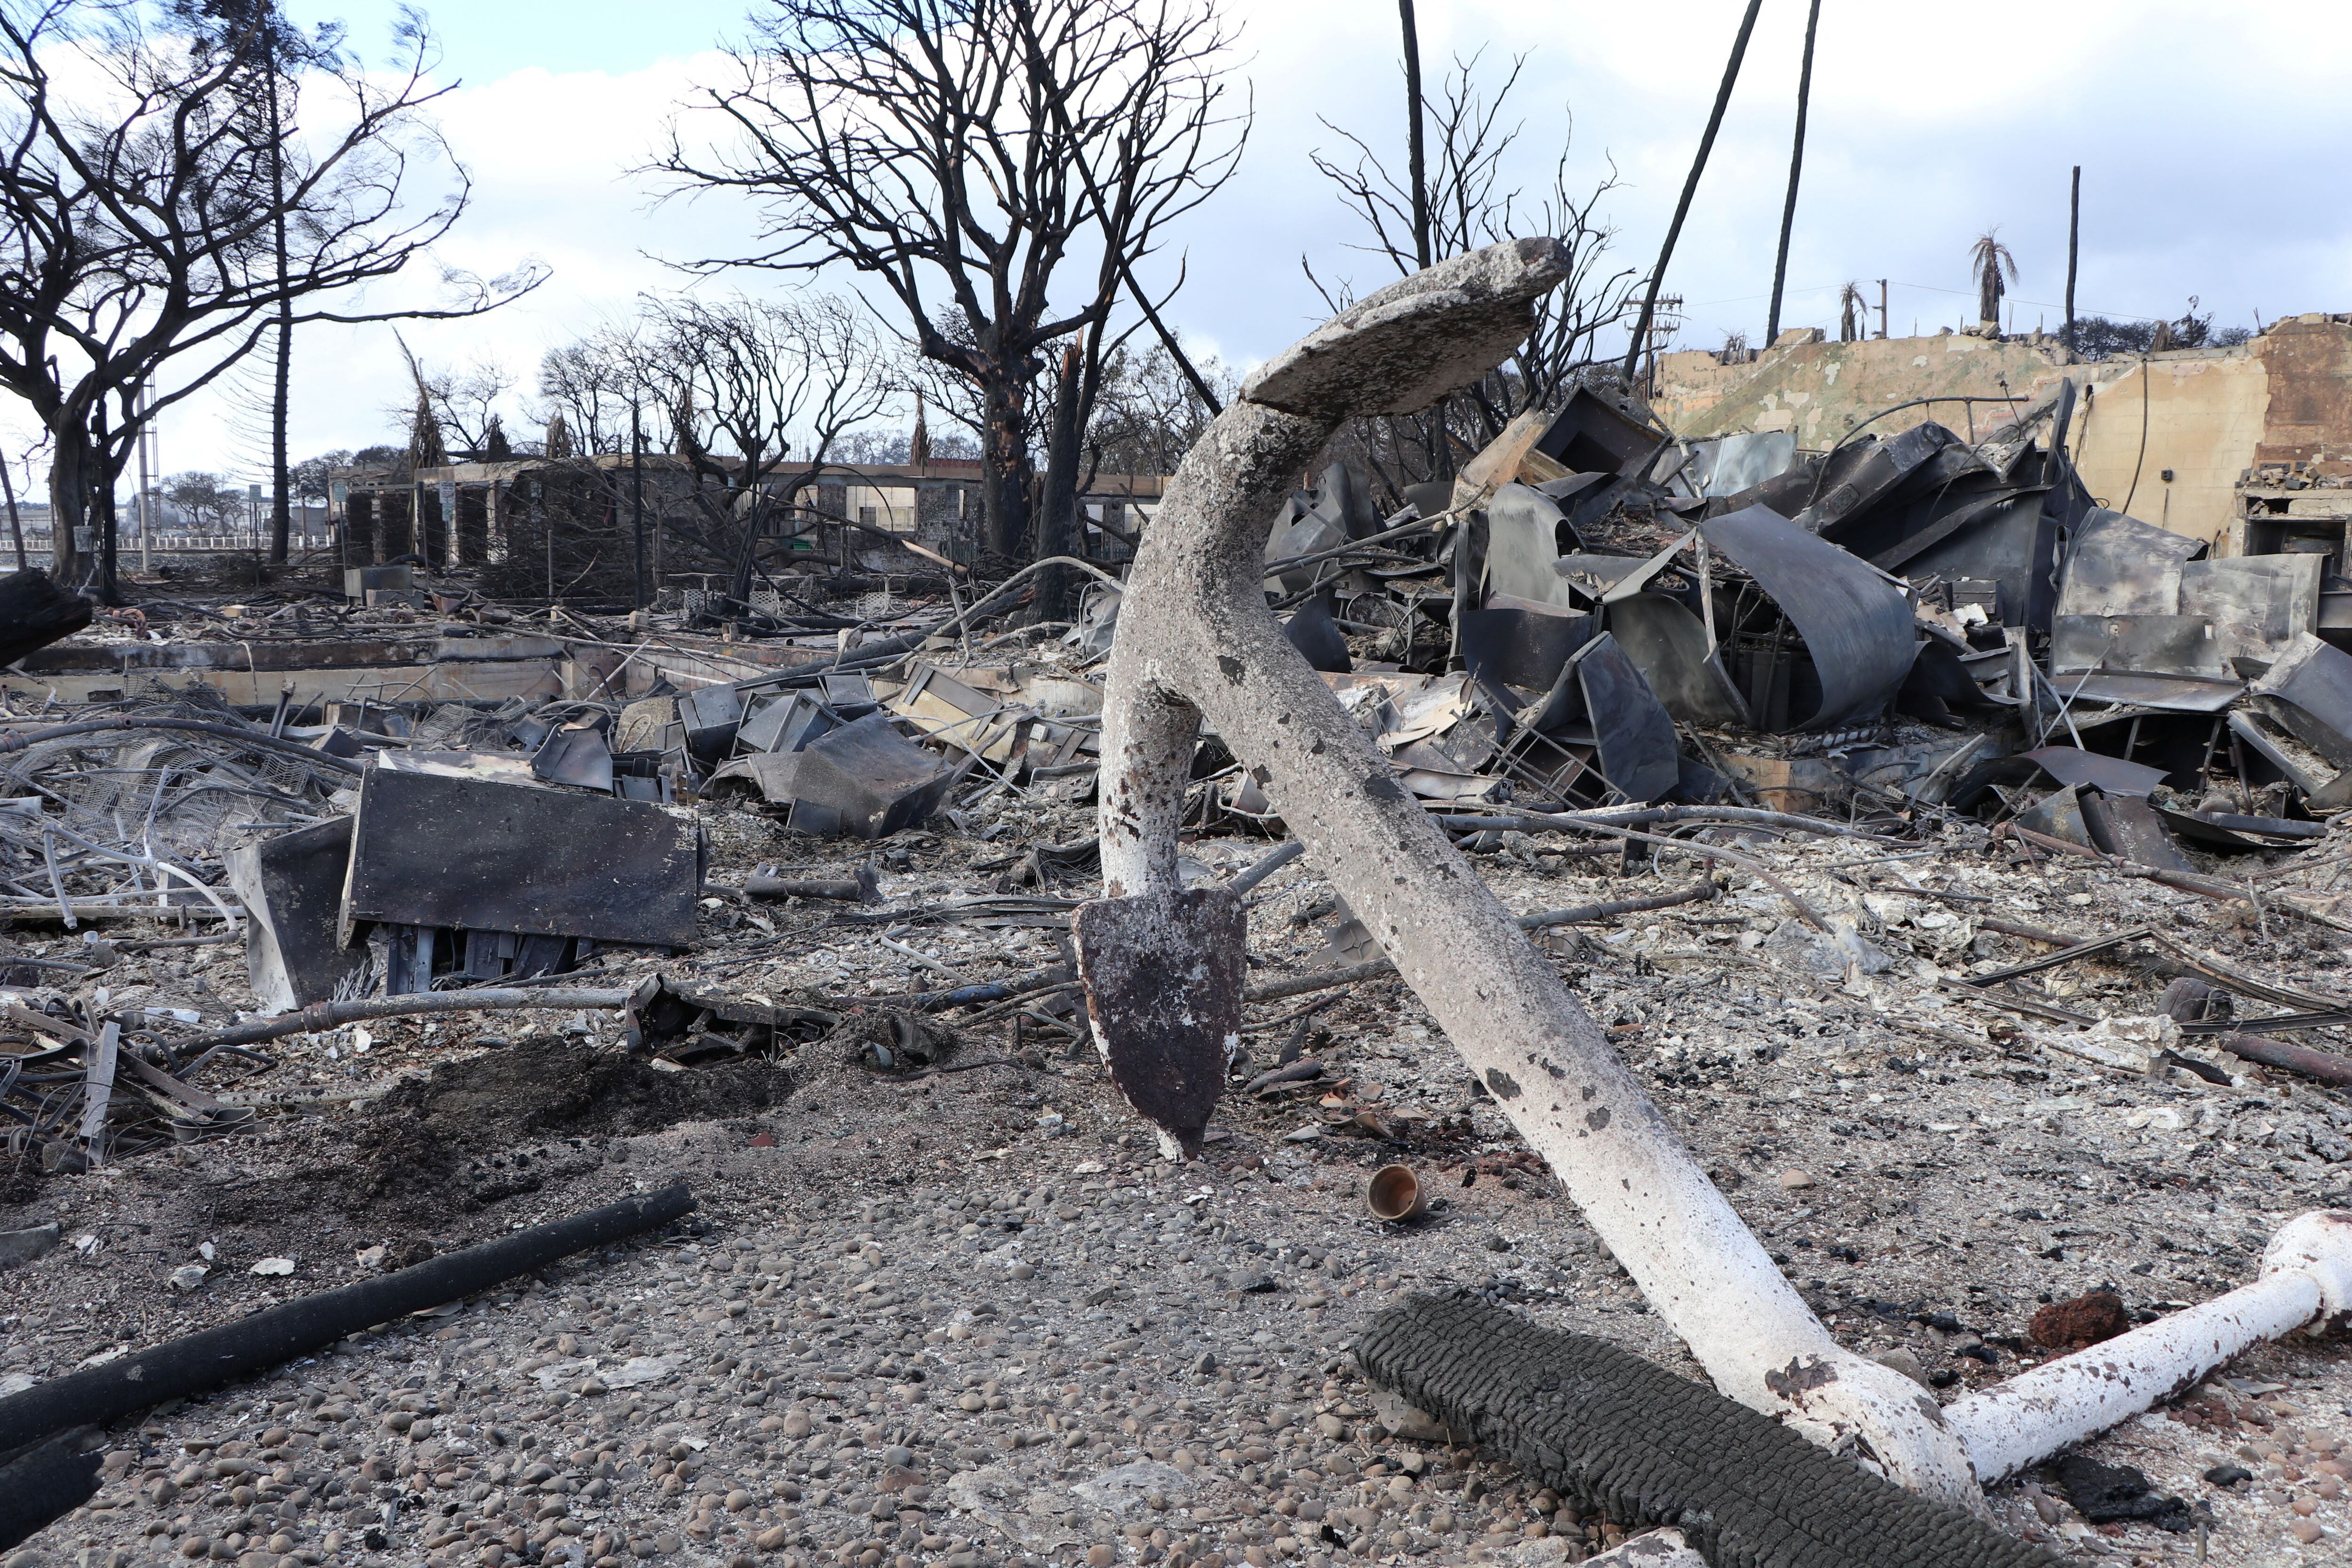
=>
[5,795,2352,1568]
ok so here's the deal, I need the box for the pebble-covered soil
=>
[5,796,2352,1568]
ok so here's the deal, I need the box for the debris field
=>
[5,298,2352,1568]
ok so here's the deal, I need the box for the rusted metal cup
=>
[1367,1164,1427,1223]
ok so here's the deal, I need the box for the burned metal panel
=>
[1311,460,1383,541]
[1074,886,1245,1158]
[1530,386,1660,476]
[780,712,955,839]
[2016,784,2094,849]
[677,684,745,763]
[1604,594,1750,728]
[1683,431,1796,498]
[2050,613,2230,680]
[2056,510,2207,619]
[1479,484,1583,613]
[1281,594,1354,673]
[339,767,700,948]
[2058,672,2243,712]
[1458,605,1594,694]
[739,691,837,755]
[1263,508,1344,594]
[224,817,369,1015]
[1785,422,1963,534]
[1568,632,1680,804]
[2227,711,2352,811]
[531,724,615,792]
[2079,791,2192,871]
[2021,746,2169,799]
[2250,633,2352,766]
[1699,505,1916,730]
[1896,492,2063,633]
[2182,554,2326,669]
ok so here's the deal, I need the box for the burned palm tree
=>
[1969,230,2017,336]
[1837,281,1866,342]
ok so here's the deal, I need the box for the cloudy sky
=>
[30,0,2352,493]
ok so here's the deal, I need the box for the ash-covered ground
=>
[5,796,2352,1568]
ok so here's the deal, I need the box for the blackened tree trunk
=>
[45,421,98,588]
[981,373,1032,563]
[1032,342,1087,623]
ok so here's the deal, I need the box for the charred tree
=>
[0,3,542,587]
[658,0,1243,569]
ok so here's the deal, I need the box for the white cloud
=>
[18,0,2352,492]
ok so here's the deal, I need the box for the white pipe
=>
[1946,1210,2352,1483]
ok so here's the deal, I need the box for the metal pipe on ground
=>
[1942,1211,2352,1484]
[167,988,630,1058]
[0,1185,694,1466]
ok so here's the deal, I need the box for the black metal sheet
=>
[1531,387,1659,475]
[2250,634,2352,766]
[1569,632,1679,804]
[2021,746,2170,799]
[532,724,615,792]
[2052,672,2243,713]
[224,817,369,1013]
[2016,783,2094,849]
[1901,493,2063,633]
[1896,637,2004,727]
[781,712,955,839]
[1282,594,1354,673]
[1482,484,1583,612]
[1458,605,1593,694]
[2051,613,2228,680]
[340,766,700,947]
[2080,791,2192,871]
[1788,422,1962,534]
[2056,509,2206,617]
[1604,593,1749,727]
[740,691,838,755]
[1699,504,1917,731]
[677,684,744,763]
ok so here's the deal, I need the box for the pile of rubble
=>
[0,246,2350,1568]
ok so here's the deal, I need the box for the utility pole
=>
[1398,0,1431,271]
[1,451,24,572]
[2064,166,2081,353]
[1620,0,1764,384]
[265,27,294,565]
[1876,279,1889,340]
[135,381,151,574]
[631,407,647,611]
[1764,0,1822,350]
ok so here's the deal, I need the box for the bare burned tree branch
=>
[1305,52,1639,505]
[655,0,1243,570]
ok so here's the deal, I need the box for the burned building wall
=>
[1656,318,2352,552]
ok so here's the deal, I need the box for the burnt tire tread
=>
[1355,1292,2056,1568]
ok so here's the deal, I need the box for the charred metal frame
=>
[1080,240,2352,1511]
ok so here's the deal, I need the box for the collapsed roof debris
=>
[2,267,2352,1568]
